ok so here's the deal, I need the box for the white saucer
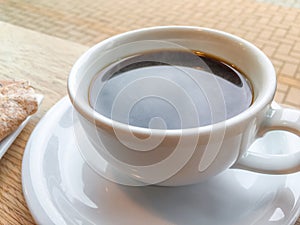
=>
[22,97,300,225]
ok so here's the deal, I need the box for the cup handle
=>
[232,105,300,174]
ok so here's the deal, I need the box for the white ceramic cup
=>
[68,26,300,186]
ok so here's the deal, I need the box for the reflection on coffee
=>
[89,49,253,129]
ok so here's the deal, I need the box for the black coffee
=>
[89,49,253,129]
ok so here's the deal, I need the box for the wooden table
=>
[0,21,299,224]
[0,21,87,224]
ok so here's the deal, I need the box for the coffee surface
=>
[89,49,253,129]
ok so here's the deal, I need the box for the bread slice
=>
[0,80,38,142]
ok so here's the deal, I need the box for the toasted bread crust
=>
[0,80,38,142]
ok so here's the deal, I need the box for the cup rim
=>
[68,26,276,137]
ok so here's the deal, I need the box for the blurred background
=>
[0,0,299,108]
